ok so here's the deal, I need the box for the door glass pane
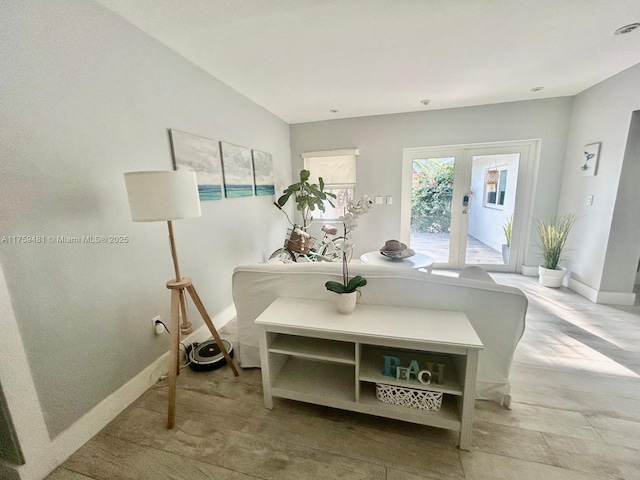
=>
[410,157,454,263]
[466,154,519,265]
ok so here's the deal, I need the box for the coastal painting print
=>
[252,150,275,196]
[580,142,601,176]
[220,142,254,197]
[169,129,223,200]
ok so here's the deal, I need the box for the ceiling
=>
[97,0,640,124]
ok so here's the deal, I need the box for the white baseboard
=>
[48,304,236,474]
[596,290,636,306]
[520,265,538,276]
[567,277,636,306]
[567,277,599,303]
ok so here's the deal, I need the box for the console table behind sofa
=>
[232,262,527,407]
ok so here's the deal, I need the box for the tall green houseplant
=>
[277,169,336,229]
[534,213,576,270]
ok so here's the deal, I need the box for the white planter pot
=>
[538,265,566,288]
[336,291,358,314]
[501,244,510,264]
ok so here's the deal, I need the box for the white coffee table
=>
[360,251,435,272]
[256,297,483,450]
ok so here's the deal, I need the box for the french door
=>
[400,141,537,272]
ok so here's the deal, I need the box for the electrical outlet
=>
[153,315,163,335]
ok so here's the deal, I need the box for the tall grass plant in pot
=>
[534,213,576,287]
[502,215,512,264]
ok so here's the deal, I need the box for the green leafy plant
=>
[325,276,367,294]
[411,161,454,233]
[277,169,336,229]
[534,213,576,270]
[503,215,513,247]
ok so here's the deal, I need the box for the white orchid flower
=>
[339,212,357,230]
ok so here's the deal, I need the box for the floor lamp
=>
[124,170,239,429]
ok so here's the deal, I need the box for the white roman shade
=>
[302,149,358,185]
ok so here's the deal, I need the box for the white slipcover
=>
[232,262,527,407]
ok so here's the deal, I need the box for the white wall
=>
[290,98,573,265]
[0,0,290,450]
[609,112,640,291]
[468,155,518,251]
[557,63,640,297]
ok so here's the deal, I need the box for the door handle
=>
[463,195,469,207]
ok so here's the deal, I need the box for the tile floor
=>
[47,273,640,480]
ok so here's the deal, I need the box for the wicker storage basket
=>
[375,383,443,411]
[285,228,316,254]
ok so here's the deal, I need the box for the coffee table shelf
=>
[269,334,355,365]
[359,346,463,396]
[357,383,461,431]
[271,357,356,404]
[256,297,483,450]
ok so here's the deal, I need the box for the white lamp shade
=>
[124,171,202,222]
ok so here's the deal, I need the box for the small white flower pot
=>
[538,266,566,288]
[336,291,358,314]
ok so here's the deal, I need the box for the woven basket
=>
[285,228,316,254]
[485,168,499,185]
[375,383,443,411]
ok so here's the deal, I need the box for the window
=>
[302,149,358,220]
[485,168,508,207]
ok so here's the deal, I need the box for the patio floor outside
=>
[411,232,505,265]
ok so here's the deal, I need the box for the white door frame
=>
[401,139,540,272]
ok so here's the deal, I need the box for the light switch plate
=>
[374,196,383,205]
[587,195,594,205]
[386,196,393,205]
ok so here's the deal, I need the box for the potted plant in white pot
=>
[325,275,367,314]
[534,213,576,287]
[325,196,372,314]
[502,215,512,264]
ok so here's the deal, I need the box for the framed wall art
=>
[251,149,275,196]
[169,129,223,200]
[220,142,254,198]
[580,142,601,176]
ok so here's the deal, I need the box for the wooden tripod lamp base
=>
[166,277,239,429]
[123,171,240,430]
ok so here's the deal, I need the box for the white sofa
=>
[232,262,527,407]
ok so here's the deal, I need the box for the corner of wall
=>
[0,262,58,480]
[1,259,238,480]
[49,304,236,471]
[567,276,636,305]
